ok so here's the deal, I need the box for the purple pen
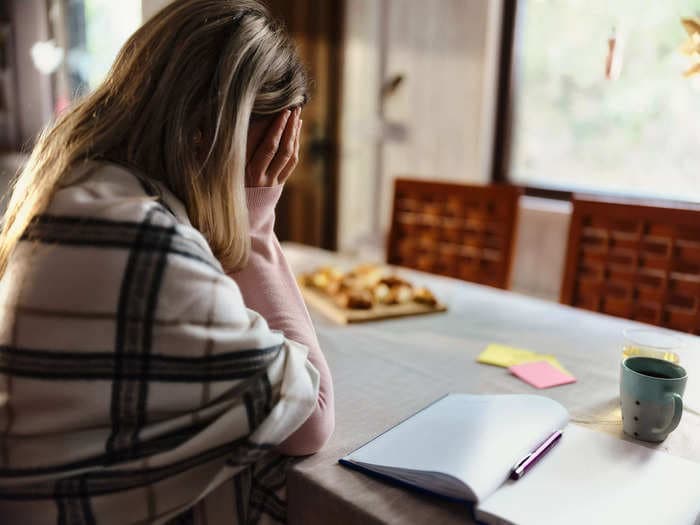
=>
[509,430,563,480]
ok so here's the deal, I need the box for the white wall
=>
[142,0,171,21]
[337,0,503,255]
[335,0,384,256]
[510,197,571,301]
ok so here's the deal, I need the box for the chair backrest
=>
[387,178,520,289]
[561,198,700,334]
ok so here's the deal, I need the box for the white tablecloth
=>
[282,243,700,525]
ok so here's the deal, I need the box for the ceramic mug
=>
[620,356,687,442]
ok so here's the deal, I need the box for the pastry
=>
[300,265,439,311]
[413,286,438,306]
[385,284,413,305]
[334,289,373,310]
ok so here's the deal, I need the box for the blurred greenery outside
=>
[64,0,140,96]
[511,0,700,202]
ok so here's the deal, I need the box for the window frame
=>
[491,0,700,208]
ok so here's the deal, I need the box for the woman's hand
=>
[245,107,302,187]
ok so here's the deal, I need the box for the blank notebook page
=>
[477,424,700,525]
[344,394,568,502]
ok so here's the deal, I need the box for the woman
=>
[0,0,333,523]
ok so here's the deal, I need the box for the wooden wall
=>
[263,0,343,249]
[6,0,53,150]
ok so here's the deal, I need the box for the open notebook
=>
[339,394,700,525]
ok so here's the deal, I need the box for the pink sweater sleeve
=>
[229,185,335,456]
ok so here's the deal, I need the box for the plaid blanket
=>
[0,163,319,524]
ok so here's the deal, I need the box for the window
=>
[509,0,700,202]
[51,0,141,107]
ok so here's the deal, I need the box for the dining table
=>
[281,243,700,525]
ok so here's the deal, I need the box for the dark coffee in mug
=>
[639,371,675,379]
[627,358,685,380]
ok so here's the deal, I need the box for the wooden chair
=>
[561,198,700,334]
[386,178,521,289]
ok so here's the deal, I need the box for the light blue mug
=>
[620,356,687,442]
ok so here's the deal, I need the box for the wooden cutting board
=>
[300,286,447,324]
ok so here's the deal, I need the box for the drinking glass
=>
[622,328,682,364]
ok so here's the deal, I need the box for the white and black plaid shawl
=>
[0,163,319,524]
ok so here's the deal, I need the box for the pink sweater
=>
[230,185,335,455]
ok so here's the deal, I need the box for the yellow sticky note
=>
[477,344,538,367]
[477,344,571,375]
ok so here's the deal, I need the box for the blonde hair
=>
[0,0,308,276]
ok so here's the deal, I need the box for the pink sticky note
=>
[509,361,576,389]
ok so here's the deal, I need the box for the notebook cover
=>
[338,457,475,506]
